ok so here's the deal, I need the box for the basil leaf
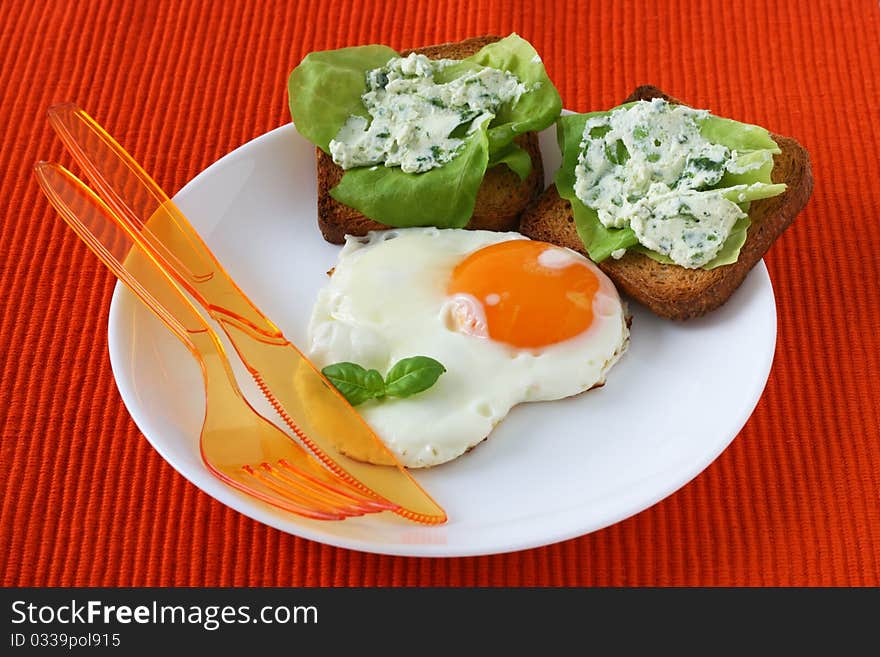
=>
[321,362,381,406]
[364,368,386,398]
[383,357,446,398]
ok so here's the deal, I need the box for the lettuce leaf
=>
[572,202,639,262]
[488,141,532,180]
[721,183,787,203]
[465,34,563,155]
[555,113,639,261]
[700,116,781,153]
[287,34,560,228]
[330,119,490,228]
[288,45,397,153]
[554,104,786,269]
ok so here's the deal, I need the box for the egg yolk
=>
[447,240,600,349]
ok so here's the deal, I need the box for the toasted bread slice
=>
[520,85,813,320]
[315,35,545,244]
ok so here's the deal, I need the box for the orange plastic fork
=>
[35,162,394,521]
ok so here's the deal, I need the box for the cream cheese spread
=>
[329,53,526,174]
[573,99,762,268]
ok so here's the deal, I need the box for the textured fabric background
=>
[1,0,878,586]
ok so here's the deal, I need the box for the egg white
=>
[307,228,630,468]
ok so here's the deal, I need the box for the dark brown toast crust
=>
[315,35,545,244]
[520,85,813,320]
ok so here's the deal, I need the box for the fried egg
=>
[307,228,629,468]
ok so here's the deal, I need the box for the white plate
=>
[107,122,776,557]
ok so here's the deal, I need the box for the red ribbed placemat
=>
[2,0,879,586]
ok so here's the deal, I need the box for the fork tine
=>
[240,465,365,518]
[253,439,391,508]
[257,465,371,515]
[275,459,395,511]
[235,469,351,519]
[263,462,391,514]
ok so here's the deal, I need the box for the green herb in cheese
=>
[329,53,526,174]
[573,99,772,269]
